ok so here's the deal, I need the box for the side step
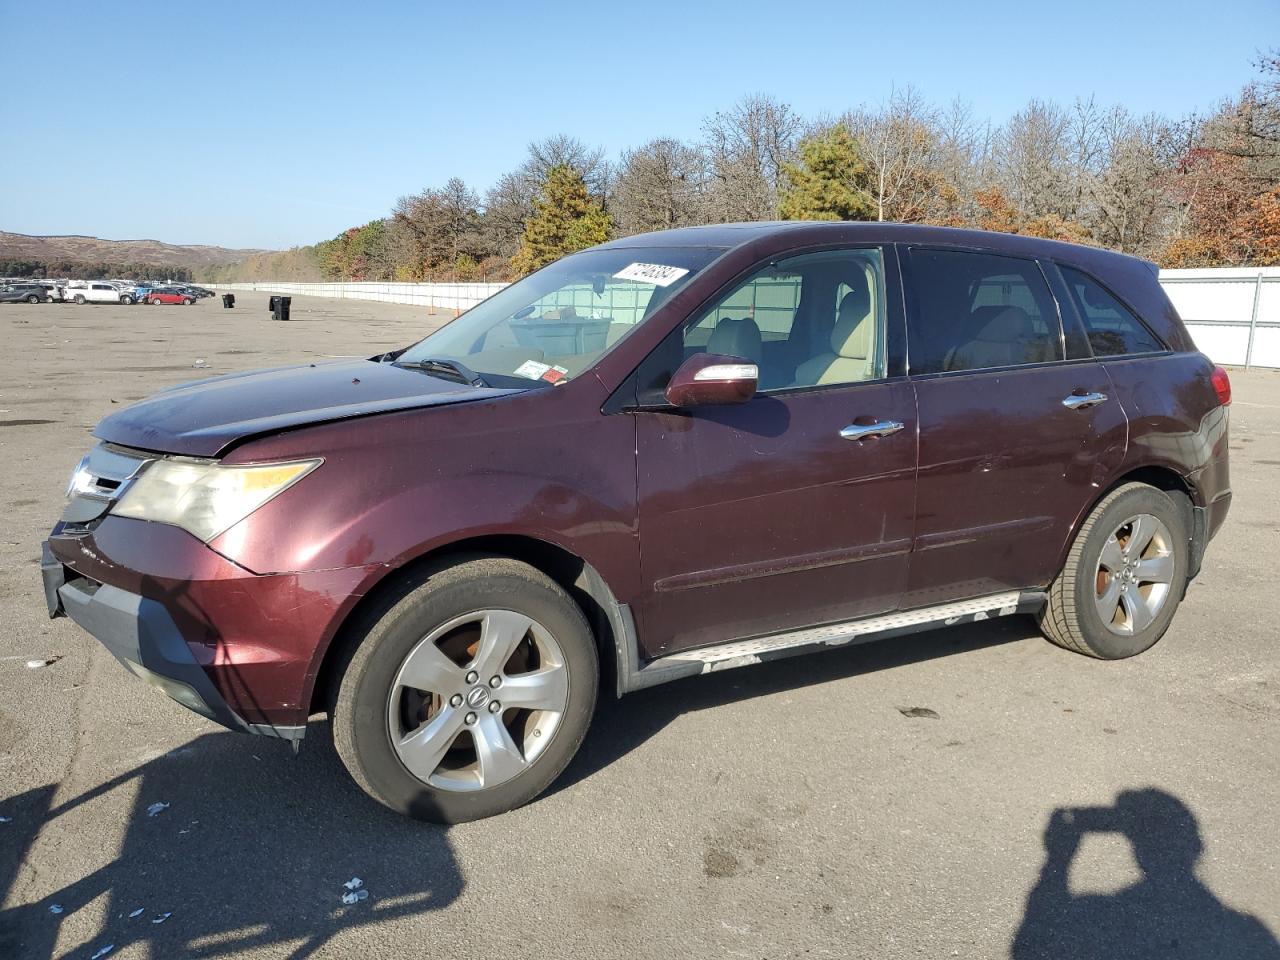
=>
[618,590,1046,694]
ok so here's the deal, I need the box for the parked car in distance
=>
[43,222,1231,823]
[0,282,47,304]
[146,288,195,305]
[0,281,47,304]
[65,281,127,304]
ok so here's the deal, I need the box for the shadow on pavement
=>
[0,725,463,959]
[1013,788,1280,959]
[559,615,1032,791]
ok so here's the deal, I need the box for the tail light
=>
[1211,366,1232,407]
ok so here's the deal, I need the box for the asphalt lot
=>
[1,292,1278,959]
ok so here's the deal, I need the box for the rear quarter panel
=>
[1098,352,1228,509]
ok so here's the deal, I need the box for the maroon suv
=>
[42,223,1232,822]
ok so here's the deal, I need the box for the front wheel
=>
[183,297,193,305]
[331,556,598,823]
[1039,482,1188,659]
[120,295,134,305]
[26,294,40,304]
[73,295,86,305]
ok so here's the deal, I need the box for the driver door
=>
[631,247,917,656]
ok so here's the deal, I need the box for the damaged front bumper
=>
[43,539,305,742]
[43,517,380,744]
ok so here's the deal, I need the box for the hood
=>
[94,359,519,457]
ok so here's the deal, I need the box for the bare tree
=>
[1087,110,1176,256]
[844,86,948,222]
[702,94,801,221]
[997,99,1074,219]
[523,134,611,197]
[612,138,707,235]
[393,177,481,274]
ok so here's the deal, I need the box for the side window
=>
[906,249,1063,374]
[678,248,886,392]
[1059,266,1163,356]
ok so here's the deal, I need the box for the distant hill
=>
[0,231,269,269]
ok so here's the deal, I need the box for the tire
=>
[331,555,598,823]
[74,295,86,305]
[121,295,134,305]
[183,298,193,305]
[150,298,160,305]
[26,294,40,304]
[1039,482,1188,659]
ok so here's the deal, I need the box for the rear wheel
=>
[1039,483,1187,659]
[331,556,598,823]
[74,295,86,305]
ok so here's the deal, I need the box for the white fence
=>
[209,280,508,313]
[212,267,1280,369]
[1159,267,1280,369]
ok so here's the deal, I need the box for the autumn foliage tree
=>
[511,165,611,276]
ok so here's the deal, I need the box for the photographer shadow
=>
[1013,788,1280,959]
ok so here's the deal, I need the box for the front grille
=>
[63,443,154,524]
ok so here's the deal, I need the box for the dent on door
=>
[904,363,1127,608]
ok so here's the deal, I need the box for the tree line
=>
[203,50,1280,284]
[1,260,194,282]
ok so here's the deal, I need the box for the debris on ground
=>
[897,706,941,720]
[0,816,11,823]
[341,889,370,905]
[128,908,144,918]
[152,912,172,924]
[192,358,210,368]
[343,877,363,891]
[90,946,114,960]
[25,656,62,669]
[49,904,63,914]
[146,802,169,817]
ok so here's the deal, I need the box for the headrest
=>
[831,286,873,358]
[973,305,1032,342]
[707,317,762,362]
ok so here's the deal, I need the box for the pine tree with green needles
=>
[511,165,612,276]
[779,123,876,222]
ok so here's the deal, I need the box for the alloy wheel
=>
[386,609,569,792]
[1094,513,1175,636]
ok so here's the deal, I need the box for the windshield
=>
[395,246,723,388]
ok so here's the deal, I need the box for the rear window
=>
[1059,266,1163,356]
[906,249,1062,374]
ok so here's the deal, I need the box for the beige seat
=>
[706,316,763,365]
[793,285,875,387]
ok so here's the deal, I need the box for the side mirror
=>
[664,353,758,408]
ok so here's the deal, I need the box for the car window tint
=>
[906,249,1062,374]
[1060,265,1162,356]
[678,248,886,392]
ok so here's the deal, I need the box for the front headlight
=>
[112,458,321,542]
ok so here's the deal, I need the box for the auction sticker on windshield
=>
[613,262,691,287]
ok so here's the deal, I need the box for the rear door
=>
[901,246,1126,608]
[632,246,917,656]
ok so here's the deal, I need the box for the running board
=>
[617,591,1047,694]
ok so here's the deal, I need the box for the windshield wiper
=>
[393,357,488,387]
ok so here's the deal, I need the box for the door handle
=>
[840,420,905,441]
[1062,392,1108,410]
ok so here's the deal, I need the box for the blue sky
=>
[1,0,1274,249]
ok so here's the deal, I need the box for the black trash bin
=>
[222,293,235,308]
[273,296,292,322]
[268,295,279,313]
